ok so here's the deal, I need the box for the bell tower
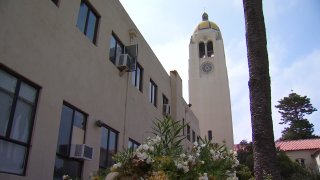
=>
[189,13,234,149]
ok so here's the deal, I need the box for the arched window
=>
[207,41,214,57]
[199,42,205,58]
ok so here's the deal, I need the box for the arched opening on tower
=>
[199,42,205,58]
[207,41,214,57]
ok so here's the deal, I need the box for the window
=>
[186,125,190,141]
[192,130,196,143]
[99,125,118,168]
[53,103,87,180]
[0,68,39,175]
[109,33,124,64]
[207,41,214,57]
[182,119,185,135]
[131,63,143,91]
[51,0,60,6]
[162,95,170,115]
[208,130,212,141]
[295,158,305,168]
[128,139,140,150]
[199,42,205,58]
[149,79,157,107]
[76,0,99,43]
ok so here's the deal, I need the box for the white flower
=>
[136,152,148,160]
[183,165,189,173]
[142,144,149,151]
[112,162,122,169]
[193,141,199,147]
[188,155,194,161]
[196,152,200,157]
[199,173,208,180]
[175,162,183,169]
[201,143,206,148]
[180,153,186,158]
[210,149,214,154]
[149,146,154,152]
[201,161,205,164]
[146,157,153,164]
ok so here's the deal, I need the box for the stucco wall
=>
[0,0,200,179]
[285,150,318,172]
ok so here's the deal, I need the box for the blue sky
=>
[119,0,320,143]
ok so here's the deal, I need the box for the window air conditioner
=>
[116,54,132,71]
[163,104,171,115]
[70,144,93,160]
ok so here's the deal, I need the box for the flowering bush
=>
[107,117,239,180]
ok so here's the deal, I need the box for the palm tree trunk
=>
[242,0,280,179]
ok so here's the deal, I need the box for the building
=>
[189,13,234,149]
[276,138,320,173]
[0,0,232,179]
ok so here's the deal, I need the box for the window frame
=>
[199,42,205,58]
[54,102,87,180]
[109,33,125,64]
[131,63,143,92]
[208,130,213,141]
[128,138,140,150]
[207,41,214,57]
[99,124,119,169]
[162,94,169,115]
[186,125,191,141]
[149,79,157,107]
[76,0,100,44]
[192,130,196,143]
[51,0,60,6]
[0,65,40,176]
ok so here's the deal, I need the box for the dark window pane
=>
[53,156,82,180]
[208,130,213,140]
[0,140,26,174]
[187,125,190,140]
[56,105,73,155]
[86,11,97,42]
[109,36,117,63]
[116,43,124,58]
[73,111,85,129]
[107,131,117,167]
[136,67,141,89]
[52,0,59,6]
[19,83,37,103]
[131,71,136,86]
[207,41,214,57]
[128,141,133,149]
[192,131,196,142]
[99,127,109,167]
[0,91,13,136]
[10,100,33,143]
[76,2,88,33]
[0,69,17,93]
[199,42,205,58]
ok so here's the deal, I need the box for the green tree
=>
[242,0,280,179]
[275,92,318,140]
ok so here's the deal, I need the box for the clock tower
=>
[189,13,234,149]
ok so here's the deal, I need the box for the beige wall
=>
[285,150,318,172]
[0,0,200,179]
[189,28,234,149]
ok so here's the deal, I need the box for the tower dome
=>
[194,12,220,32]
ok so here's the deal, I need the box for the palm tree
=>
[242,0,280,179]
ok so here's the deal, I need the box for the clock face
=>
[201,62,213,73]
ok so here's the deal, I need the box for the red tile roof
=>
[276,138,320,151]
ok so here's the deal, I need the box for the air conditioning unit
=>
[116,54,132,71]
[70,144,93,160]
[163,104,171,115]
